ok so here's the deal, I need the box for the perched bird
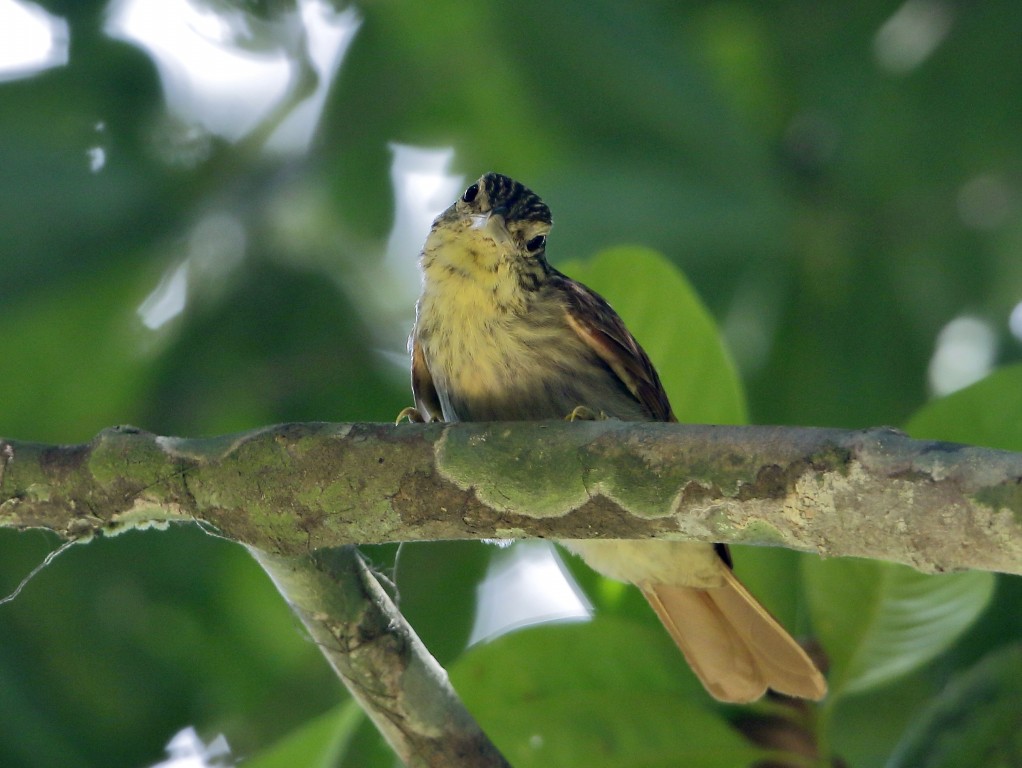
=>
[403,172,826,703]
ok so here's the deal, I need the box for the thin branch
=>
[1,421,1021,574]
[250,546,510,768]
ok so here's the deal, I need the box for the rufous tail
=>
[641,568,827,703]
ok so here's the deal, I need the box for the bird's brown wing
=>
[411,337,443,422]
[556,274,676,423]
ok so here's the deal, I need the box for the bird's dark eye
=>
[462,183,479,203]
[526,234,546,252]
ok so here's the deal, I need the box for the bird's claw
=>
[395,406,426,424]
[565,405,608,422]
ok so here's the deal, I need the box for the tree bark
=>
[2,421,1020,574]
[251,546,511,768]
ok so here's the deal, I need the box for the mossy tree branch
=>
[2,421,1020,573]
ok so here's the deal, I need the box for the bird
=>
[401,171,827,703]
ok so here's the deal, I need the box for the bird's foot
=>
[395,407,428,424]
[565,405,609,422]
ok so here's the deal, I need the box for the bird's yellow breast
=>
[416,275,535,402]
[416,227,545,399]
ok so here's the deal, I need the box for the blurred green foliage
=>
[885,644,1022,768]
[1,0,1020,766]
[451,619,764,768]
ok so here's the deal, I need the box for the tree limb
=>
[1,421,1021,574]
[250,546,510,767]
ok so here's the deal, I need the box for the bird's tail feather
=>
[641,569,827,703]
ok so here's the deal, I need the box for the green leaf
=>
[803,557,994,698]
[450,618,764,767]
[904,364,1022,451]
[730,546,810,634]
[827,668,939,768]
[244,701,363,768]
[560,246,748,425]
[886,644,1022,768]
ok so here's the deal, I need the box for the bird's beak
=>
[471,208,514,247]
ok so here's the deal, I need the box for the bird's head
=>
[422,173,553,282]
